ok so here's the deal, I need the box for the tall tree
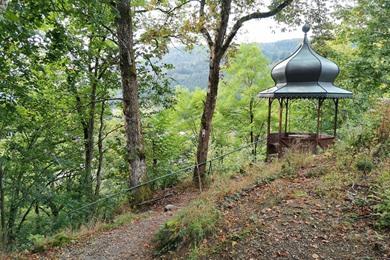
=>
[116,0,149,201]
[189,0,293,184]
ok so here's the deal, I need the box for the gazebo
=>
[258,25,352,159]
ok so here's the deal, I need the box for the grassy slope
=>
[155,152,390,259]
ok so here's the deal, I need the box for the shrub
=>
[28,231,75,252]
[28,234,46,253]
[154,199,220,255]
[355,157,374,174]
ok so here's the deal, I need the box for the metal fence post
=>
[208,161,213,175]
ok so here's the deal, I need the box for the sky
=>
[236,17,310,43]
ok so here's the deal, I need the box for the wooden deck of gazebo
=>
[267,132,335,155]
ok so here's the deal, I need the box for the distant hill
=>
[162,39,300,90]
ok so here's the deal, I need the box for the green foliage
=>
[28,232,74,253]
[28,234,46,253]
[144,87,205,188]
[154,200,220,255]
[355,158,374,174]
[321,0,390,116]
[0,0,173,250]
[280,159,296,178]
[50,232,74,247]
[212,44,272,161]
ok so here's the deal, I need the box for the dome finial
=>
[302,24,310,33]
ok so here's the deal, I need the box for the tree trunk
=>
[66,73,94,199]
[193,0,231,185]
[116,0,149,202]
[83,81,96,200]
[95,100,105,198]
[193,50,221,185]
[7,171,22,245]
[83,56,100,200]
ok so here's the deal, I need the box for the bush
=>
[154,199,220,255]
[28,234,46,253]
[355,157,374,174]
[28,231,75,253]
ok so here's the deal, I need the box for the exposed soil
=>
[190,170,390,259]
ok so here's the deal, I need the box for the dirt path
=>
[56,188,198,260]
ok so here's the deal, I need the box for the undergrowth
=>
[27,211,136,253]
[154,199,220,255]
[154,157,289,256]
[315,100,390,226]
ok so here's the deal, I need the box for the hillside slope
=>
[163,39,300,89]
[156,153,390,259]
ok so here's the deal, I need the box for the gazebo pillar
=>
[278,98,284,157]
[333,98,339,137]
[266,98,273,159]
[267,98,273,137]
[316,99,323,147]
[284,99,289,133]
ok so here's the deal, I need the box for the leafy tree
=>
[334,0,389,105]
[143,88,204,186]
[187,0,293,184]
[214,44,273,158]
[0,0,174,248]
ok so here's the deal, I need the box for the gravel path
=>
[57,189,198,260]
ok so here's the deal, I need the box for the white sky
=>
[236,18,309,43]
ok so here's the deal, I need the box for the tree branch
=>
[221,0,293,55]
[199,0,213,48]
[136,0,195,15]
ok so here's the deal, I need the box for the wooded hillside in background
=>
[163,39,300,89]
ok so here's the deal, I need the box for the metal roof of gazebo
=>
[259,24,352,99]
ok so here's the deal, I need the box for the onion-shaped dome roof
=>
[259,25,352,99]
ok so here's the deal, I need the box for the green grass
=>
[154,199,220,255]
[29,232,75,253]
